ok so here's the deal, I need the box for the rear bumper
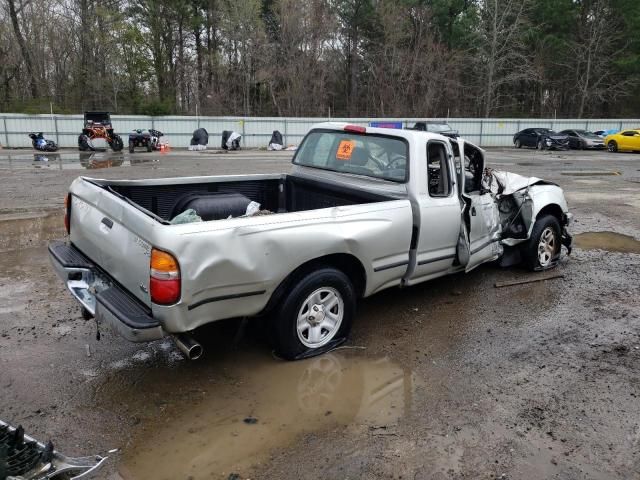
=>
[48,240,165,342]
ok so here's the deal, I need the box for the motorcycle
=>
[28,132,58,152]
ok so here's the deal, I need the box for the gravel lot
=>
[0,146,638,479]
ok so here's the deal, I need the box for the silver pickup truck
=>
[49,123,572,360]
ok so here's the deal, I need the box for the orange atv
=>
[78,111,124,152]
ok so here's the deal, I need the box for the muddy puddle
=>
[574,231,640,254]
[0,210,64,252]
[0,152,159,171]
[115,350,414,480]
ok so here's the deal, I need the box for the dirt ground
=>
[0,146,639,480]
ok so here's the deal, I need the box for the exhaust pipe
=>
[173,334,203,360]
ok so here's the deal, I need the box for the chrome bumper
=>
[48,240,165,342]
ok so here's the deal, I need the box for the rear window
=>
[293,130,409,182]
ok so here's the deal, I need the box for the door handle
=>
[471,207,476,216]
[101,217,113,229]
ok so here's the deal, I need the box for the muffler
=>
[173,333,203,360]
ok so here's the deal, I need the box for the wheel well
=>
[261,253,367,314]
[536,204,564,224]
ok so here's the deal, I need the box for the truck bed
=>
[106,174,395,222]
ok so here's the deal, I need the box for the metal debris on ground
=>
[494,273,565,288]
[0,420,106,480]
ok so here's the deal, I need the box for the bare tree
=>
[473,0,533,117]
[6,0,38,97]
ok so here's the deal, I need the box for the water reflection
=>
[119,353,414,479]
[32,153,62,169]
[79,151,125,169]
[0,152,159,171]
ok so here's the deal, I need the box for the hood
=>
[482,170,557,196]
[547,134,569,141]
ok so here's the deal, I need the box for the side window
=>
[622,131,636,136]
[427,142,451,197]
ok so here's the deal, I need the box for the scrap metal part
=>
[0,420,106,480]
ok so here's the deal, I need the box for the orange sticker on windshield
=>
[336,140,355,161]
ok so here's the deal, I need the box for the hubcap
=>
[296,287,343,348]
[537,227,557,267]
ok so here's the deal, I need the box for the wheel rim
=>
[608,142,616,152]
[515,140,520,148]
[537,141,542,150]
[296,287,344,348]
[537,227,557,267]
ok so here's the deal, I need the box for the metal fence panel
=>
[2,113,640,149]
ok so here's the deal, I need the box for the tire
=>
[537,139,545,150]
[129,141,135,154]
[607,140,618,153]
[110,134,124,152]
[523,215,561,271]
[146,142,153,152]
[271,267,356,360]
[515,139,522,149]
[78,134,92,151]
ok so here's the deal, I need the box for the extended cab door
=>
[455,140,503,272]
[405,140,460,284]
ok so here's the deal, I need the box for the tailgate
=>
[69,179,156,306]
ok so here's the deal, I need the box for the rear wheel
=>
[110,134,124,152]
[537,139,544,150]
[607,140,618,152]
[523,215,561,271]
[146,141,153,152]
[128,141,135,153]
[271,267,355,360]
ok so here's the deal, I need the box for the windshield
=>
[575,129,601,139]
[426,123,452,132]
[293,130,409,182]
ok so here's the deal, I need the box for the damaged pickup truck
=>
[49,123,572,360]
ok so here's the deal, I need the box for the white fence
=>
[1,113,638,149]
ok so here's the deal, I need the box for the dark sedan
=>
[513,128,570,150]
[559,129,605,149]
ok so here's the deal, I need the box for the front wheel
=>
[514,139,522,148]
[110,134,124,152]
[537,140,545,150]
[523,215,561,271]
[129,141,135,153]
[78,134,92,151]
[271,267,356,360]
[607,140,618,152]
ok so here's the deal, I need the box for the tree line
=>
[1,0,639,118]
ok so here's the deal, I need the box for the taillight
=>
[64,193,71,234]
[150,248,181,305]
[344,124,366,133]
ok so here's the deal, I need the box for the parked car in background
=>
[594,129,619,137]
[409,121,459,138]
[513,128,570,150]
[558,129,605,149]
[604,129,640,152]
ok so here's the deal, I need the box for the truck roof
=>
[309,122,479,149]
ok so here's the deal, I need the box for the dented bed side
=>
[67,174,414,334]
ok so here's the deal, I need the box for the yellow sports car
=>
[604,129,640,152]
